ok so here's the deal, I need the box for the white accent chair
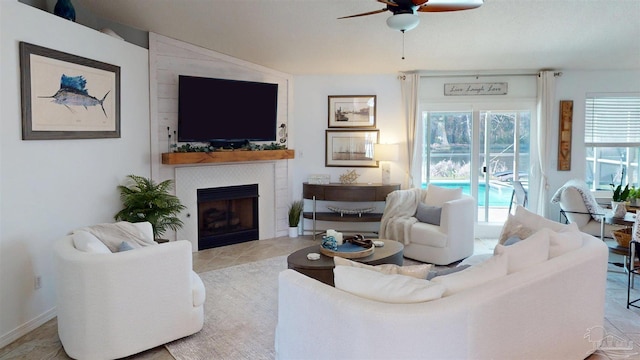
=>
[53,222,205,359]
[379,186,475,265]
[551,179,623,239]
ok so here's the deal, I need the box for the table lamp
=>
[374,144,399,185]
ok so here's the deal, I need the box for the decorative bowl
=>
[327,206,375,216]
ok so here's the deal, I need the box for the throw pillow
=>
[415,203,442,225]
[513,205,571,232]
[333,266,446,303]
[72,231,112,253]
[497,214,535,244]
[431,252,508,296]
[503,235,522,246]
[494,228,550,273]
[118,241,135,252]
[426,265,471,280]
[423,184,462,207]
[499,206,573,245]
[548,222,582,258]
[333,256,432,279]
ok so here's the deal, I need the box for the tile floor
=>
[0,236,638,359]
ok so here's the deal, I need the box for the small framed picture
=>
[325,130,379,167]
[328,95,376,128]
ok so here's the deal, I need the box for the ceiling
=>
[73,0,640,75]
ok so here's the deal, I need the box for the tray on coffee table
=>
[319,242,374,259]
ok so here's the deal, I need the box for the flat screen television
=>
[178,75,278,147]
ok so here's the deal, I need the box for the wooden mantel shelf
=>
[161,149,295,165]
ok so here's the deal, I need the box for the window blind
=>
[585,93,640,146]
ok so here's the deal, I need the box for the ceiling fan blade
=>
[417,0,483,12]
[338,8,388,19]
[377,0,399,6]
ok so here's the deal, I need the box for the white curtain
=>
[399,72,420,189]
[535,71,556,217]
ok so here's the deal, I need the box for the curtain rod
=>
[412,72,562,79]
[420,73,537,78]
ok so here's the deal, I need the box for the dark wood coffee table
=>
[287,239,404,286]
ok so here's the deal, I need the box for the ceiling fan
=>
[339,0,484,32]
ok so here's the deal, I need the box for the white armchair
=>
[551,179,624,239]
[53,222,205,359]
[380,186,475,265]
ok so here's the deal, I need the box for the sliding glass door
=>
[478,110,531,222]
[421,104,532,224]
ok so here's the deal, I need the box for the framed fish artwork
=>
[19,42,120,140]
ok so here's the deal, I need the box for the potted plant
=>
[610,171,630,218]
[628,186,640,207]
[288,200,304,238]
[114,174,186,240]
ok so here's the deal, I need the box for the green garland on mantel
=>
[174,142,286,153]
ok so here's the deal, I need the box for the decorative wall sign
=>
[558,100,573,171]
[325,130,379,167]
[19,42,121,140]
[328,95,376,128]
[444,83,508,96]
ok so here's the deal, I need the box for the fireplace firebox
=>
[197,184,258,250]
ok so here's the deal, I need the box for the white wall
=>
[291,74,404,233]
[546,70,640,217]
[292,70,640,234]
[0,1,150,347]
[148,33,294,240]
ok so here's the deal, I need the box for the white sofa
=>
[276,227,608,359]
[380,186,475,265]
[53,222,205,360]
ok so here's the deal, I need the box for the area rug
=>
[165,255,287,360]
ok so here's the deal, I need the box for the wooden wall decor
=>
[558,100,573,171]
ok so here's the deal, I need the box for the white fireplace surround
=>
[176,163,282,251]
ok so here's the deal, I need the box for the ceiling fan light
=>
[386,13,420,32]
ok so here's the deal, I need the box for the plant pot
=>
[611,201,627,218]
[288,226,299,238]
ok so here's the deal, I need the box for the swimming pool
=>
[424,181,513,207]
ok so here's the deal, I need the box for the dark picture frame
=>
[325,130,379,167]
[328,95,376,128]
[19,42,121,140]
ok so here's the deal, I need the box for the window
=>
[416,74,537,225]
[585,93,640,190]
[419,106,533,223]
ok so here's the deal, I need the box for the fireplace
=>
[175,163,284,251]
[197,184,258,250]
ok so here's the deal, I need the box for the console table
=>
[301,182,400,238]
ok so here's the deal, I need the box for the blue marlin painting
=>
[40,74,110,117]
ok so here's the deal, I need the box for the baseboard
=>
[0,307,56,349]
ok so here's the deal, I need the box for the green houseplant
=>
[114,174,186,239]
[288,200,304,238]
[610,167,630,202]
[610,170,630,218]
[611,183,630,203]
[628,186,640,206]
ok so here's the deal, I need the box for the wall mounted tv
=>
[178,75,278,148]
